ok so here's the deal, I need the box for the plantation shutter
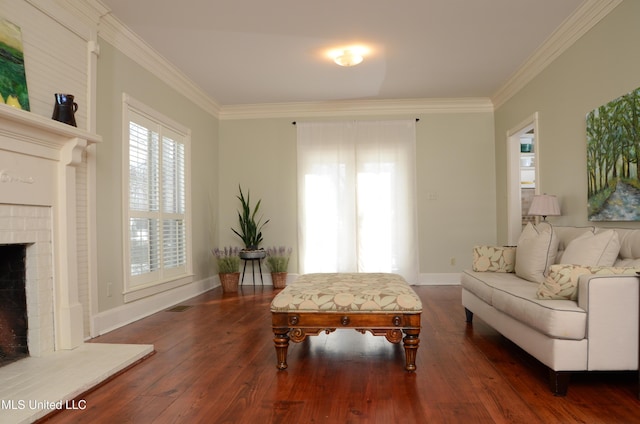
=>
[127,110,188,286]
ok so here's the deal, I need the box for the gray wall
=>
[218,112,496,278]
[494,0,640,243]
[92,0,640,313]
[96,40,219,312]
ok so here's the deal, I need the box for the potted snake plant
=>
[232,185,269,259]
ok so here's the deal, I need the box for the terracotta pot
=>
[271,272,287,289]
[219,272,240,292]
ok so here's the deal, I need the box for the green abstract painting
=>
[0,17,29,111]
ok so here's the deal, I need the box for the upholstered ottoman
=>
[270,273,422,371]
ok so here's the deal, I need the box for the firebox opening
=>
[0,244,29,366]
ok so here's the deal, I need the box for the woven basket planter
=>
[219,272,240,292]
[271,272,287,289]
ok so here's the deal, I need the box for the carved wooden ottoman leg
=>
[402,328,420,372]
[273,328,290,370]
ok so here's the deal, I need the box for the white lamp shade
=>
[528,194,561,217]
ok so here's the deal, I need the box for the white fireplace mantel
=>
[0,103,100,155]
[0,104,101,352]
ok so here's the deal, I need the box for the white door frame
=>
[506,112,540,245]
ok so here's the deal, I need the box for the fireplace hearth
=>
[0,244,29,365]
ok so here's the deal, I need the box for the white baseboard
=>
[416,273,461,285]
[245,272,460,286]
[91,276,216,337]
[91,272,458,337]
[261,272,460,286]
[240,272,300,286]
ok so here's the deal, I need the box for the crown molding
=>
[491,0,623,109]
[88,2,490,121]
[88,0,619,121]
[95,2,221,118]
[218,97,494,120]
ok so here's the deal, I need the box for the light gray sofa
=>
[462,225,640,395]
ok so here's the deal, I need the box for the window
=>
[296,120,419,283]
[123,95,192,301]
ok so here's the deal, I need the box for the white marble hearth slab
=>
[0,343,154,424]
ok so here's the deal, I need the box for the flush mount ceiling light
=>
[333,49,364,67]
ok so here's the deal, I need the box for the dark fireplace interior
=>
[0,244,29,366]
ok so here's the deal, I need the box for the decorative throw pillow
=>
[537,264,640,300]
[515,223,559,283]
[536,264,591,300]
[559,230,620,266]
[472,245,516,272]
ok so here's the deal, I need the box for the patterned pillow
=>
[472,245,516,272]
[537,264,640,300]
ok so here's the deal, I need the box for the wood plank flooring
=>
[39,286,639,423]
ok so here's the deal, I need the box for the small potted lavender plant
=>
[265,246,292,289]
[213,246,241,292]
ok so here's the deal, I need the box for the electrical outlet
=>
[107,282,112,297]
[450,257,456,266]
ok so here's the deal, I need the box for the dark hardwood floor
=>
[40,285,639,423]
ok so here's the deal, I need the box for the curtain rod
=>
[292,118,420,125]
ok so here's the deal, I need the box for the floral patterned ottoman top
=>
[270,273,422,313]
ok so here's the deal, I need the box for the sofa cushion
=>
[472,245,516,273]
[463,270,586,340]
[537,264,640,300]
[611,228,640,260]
[559,230,620,266]
[515,223,558,283]
[614,258,640,267]
[491,282,587,340]
[461,270,523,306]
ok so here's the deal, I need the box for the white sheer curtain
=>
[297,120,419,283]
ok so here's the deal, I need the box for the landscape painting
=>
[587,86,640,221]
[0,17,29,111]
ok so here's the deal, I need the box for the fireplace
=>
[0,244,28,365]
[0,105,100,358]
[0,204,55,358]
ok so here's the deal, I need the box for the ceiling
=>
[99,0,586,107]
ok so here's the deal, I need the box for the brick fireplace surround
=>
[0,106,152,423]
[0,205,54,359]
[0,105,93,356]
